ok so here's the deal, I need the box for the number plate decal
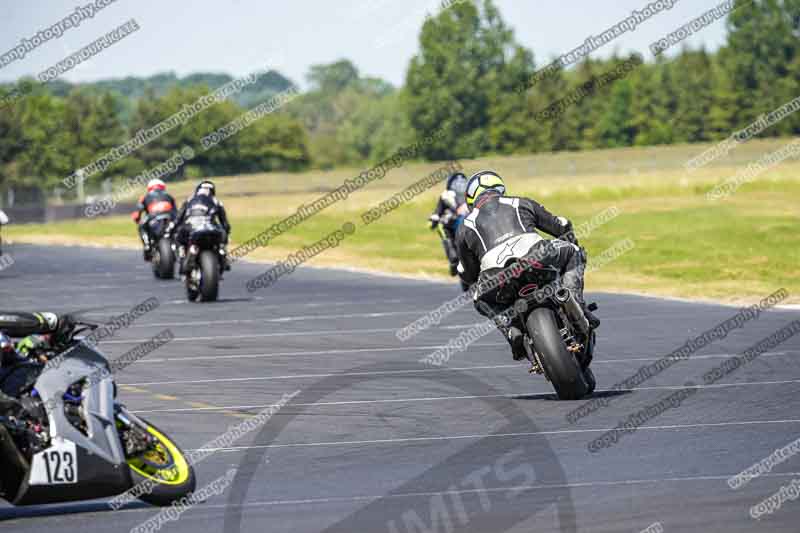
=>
[29,440,78,485]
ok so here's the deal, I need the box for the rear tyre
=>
[199,250,219,302]
[526,307,588,400]
[156,238,175,279]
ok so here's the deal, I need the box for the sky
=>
[0,0,729,88]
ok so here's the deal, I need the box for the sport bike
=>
[478,246,598,400]
[0,319,196,506]
[144,212,176,279]
[430,212,468,292]
[181,218,227,302]
[0,208,8,257]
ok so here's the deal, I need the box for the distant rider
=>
[455,170,599,361]
[429,173,469,276]
[132,179,177,261]
[0,209,8,256]
[171,181,231,274]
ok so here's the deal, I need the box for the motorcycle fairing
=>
[9,343,132,505]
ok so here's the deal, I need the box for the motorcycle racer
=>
[455,170,600,361]
[429,173,469,278]
[171,181,231,274]
[0,209,8,256]
[132,179,177,261]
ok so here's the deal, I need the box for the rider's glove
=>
[15,335,49,360]
[428,214,440,229]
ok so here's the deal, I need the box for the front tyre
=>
[526,307,588,400]
[199,250,219,302]
[125,418,196,507]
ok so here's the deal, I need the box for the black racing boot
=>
[507,326,528,361]
[177,246,187,275]
[565,278,600,330]
[584,303,600,330]
[140,231,151,261]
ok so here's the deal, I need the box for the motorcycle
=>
[477,242,598,401]
[0,319,196,506]
[430,212,468,292]
[144,213,176,279]
[0,209,8,257]
[180,218,227,302]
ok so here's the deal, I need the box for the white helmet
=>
[147,179,166,193]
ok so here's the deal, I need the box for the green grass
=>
[8,138,800,303]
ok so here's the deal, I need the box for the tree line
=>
[0,0,797,204]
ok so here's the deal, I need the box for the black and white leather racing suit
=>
[172,194,231,271]
[455,191,595,355]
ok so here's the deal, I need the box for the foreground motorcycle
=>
[181,219,227,302]
[0,320,196,506]
[478,250,598,401]
[430,213,468,292]
[143,213,176,279]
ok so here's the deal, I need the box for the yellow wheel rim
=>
[127,425,190,486]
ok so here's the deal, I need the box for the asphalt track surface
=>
[1,243,799,533]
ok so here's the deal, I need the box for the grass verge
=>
[6,140,800,304]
